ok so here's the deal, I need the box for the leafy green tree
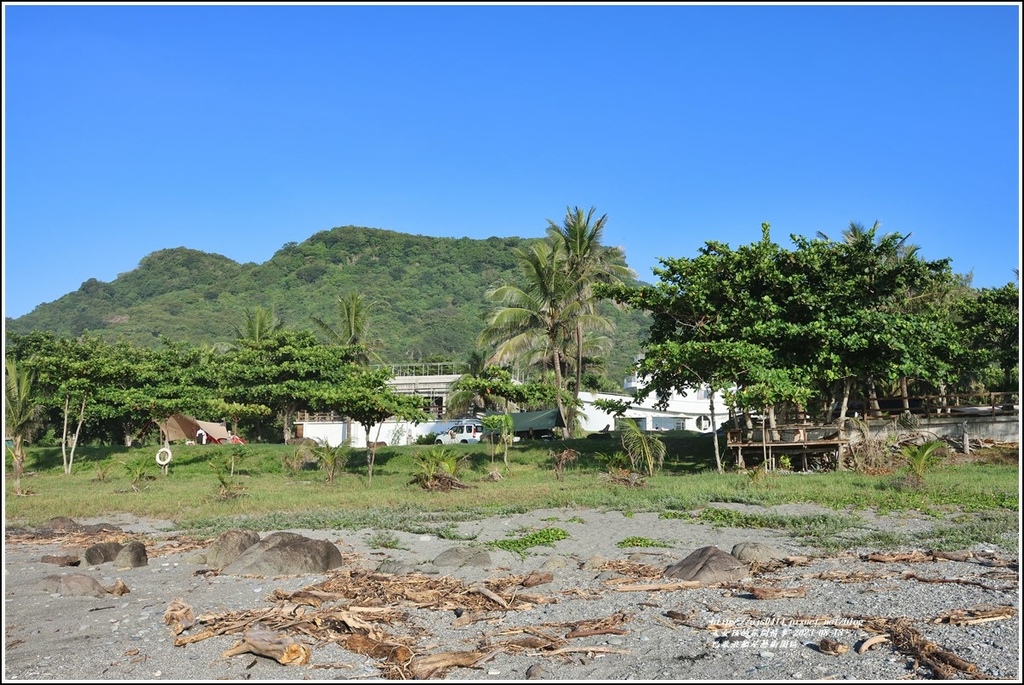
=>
[219,330,359,443]
[951,282,1019,392]
[482,412,515,468]
[599,221,967,471]
[452,365,562,414]
[327,367,429,484]
[16,334,104,473]
[5,357,42,495]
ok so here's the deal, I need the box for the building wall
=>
[577,388,729,433]
[294,418,481,448]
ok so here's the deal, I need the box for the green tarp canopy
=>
[483,409,566,435]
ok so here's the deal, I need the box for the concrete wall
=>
[864,414,1019,444]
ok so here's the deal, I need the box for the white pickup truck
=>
[434,421,485,444]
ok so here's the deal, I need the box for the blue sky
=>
[3,2,1021,320]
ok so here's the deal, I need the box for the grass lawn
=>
[5,432,1019,552]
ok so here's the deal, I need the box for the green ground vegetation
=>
[5,434,1017,554]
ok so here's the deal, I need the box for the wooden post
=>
[962,422,971,455]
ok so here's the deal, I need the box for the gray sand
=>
[3,505,1019,682]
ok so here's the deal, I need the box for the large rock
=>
[663,545,747,584]
[36,574,111,598]
[82,542,123,566]
[204,529,262,568]
[433,547,473,567]
[221,532,343,576]
[40,517,81,532]
[731,541,788,563]
[113,540,149,568]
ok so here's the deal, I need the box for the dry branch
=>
[613,580,701,592]
[864,617,984,679]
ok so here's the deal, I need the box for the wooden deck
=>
[726,425,848,470]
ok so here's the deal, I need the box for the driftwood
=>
[864,617,984,679]
[338,633,414,664]
[748,585,807,600]
[817,637,850,655]
[598,559,664,580]
[903,572,1012,592]
[543,645,630,656]
[222,626,312,665]
[163,599,195,635]
[931,606,1017,626]
[612,580,702,592]
[471,584,510,609]
[520,571,554,588]
[857,635,890,653]
[865,551,935,563]
[408,648,498,680]
[564,626,628,639]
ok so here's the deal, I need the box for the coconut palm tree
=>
[546,206,635,431]
[445,349,492,418]
[480,240,579,437]
[5,357,42,495]
[310,292,382,365]
[232,306,284,344]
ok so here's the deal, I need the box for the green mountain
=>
[5,225,651,384]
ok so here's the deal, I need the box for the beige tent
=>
[157,414,231,444]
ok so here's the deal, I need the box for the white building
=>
[576,385,729,434]
[293,361,729,447]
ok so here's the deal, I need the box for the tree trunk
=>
[552,343,568,440]
[11,435,25,495]
[61,396,71,475]
[867,377,881,418]
[569,320,583,436]
[708,392,723,474]
[281,411,293,444]
[63,396,87,476]
[767,405,780,441]
[367,423,385,485]
[835,377,854,471]
[900,377,910,411]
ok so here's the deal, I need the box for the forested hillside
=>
[5,226,651,385]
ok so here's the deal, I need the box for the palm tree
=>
[310,292,382,365]
[5,357,42,495]
[445,349,491,418]
[546,206,635,432]
[480,240,578,437]
[232,306,284,343]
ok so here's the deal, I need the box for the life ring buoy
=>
[155,447,173,466]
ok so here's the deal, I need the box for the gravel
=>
[3,505,1019,682]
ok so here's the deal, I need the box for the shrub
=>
[410,447,468,491]
[900,439,946,486]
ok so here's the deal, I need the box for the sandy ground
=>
[3,505,1020,682]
